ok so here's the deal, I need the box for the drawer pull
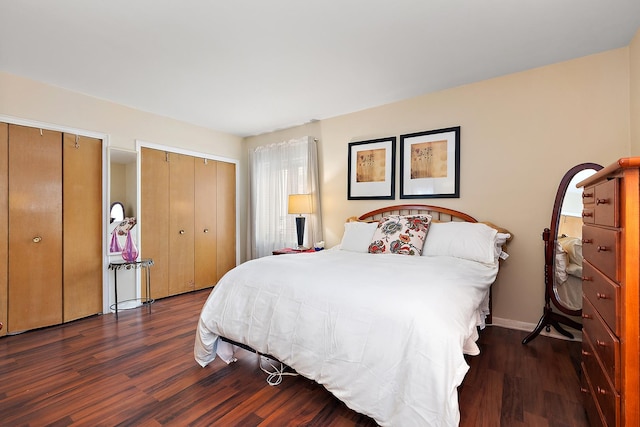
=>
[596,292,608,300]
[582,313,592,320]
[582,192,594,199]
[582,212,593,218]
[580,387,589,394]
[596,340,607,347]
[582,276,593,282]
[581,349,592,357]
[596,198,609,205]
[596,386,607,395]
[179,229,185,235]
[203,228,209,233]
[582,238,593,244]
[597,245,608,252]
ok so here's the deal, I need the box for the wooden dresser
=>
[578,158,640,426]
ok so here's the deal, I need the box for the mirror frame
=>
[546,162,603,316]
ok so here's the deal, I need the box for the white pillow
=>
[340,221,379,253]
[422,222,508,264]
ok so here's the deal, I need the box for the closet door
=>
[0,123,7,337]
[168,152,195,295]
[63,134,102,322]
[8,124,62,333]
[141,148,170,299]
[194,158,217,290]
[216,161,236,282]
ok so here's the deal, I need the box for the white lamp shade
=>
[288,194,312,214]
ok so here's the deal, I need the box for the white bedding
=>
[194,249,500,426]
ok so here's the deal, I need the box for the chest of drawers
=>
[579,158,640,427]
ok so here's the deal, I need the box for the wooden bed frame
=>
[357,203,477,223]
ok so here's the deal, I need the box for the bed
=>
[194,204,510,426]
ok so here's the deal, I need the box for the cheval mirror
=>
[522,162,603,344]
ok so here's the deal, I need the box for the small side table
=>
[108,258,154,318]
[272,248,318,255]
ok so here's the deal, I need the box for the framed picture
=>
[348,137,396,200]
[400,126,460,199]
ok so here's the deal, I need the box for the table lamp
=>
[288,194,313,249]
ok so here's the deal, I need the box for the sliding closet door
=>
[168,152,195,295]
[63,134,102,322]
[216,161,236,282]
[194,158,217,289]
[0,123,7,337]
[141,148,170,299]
[8,124,62,332]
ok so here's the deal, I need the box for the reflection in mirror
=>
[522,163,602,345]
[553,169,598,312]
[110,202,125,223]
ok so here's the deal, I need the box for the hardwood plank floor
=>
[0,289,588,426]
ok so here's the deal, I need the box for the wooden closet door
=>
[63,134,102,322]
[141,148,170,299]
[169,152,195,295]
[194,158,217,290]
[0,123,7,337]
[216,161,236,282]
[8,124,62,333]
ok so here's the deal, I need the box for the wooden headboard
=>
[358,204,477,223]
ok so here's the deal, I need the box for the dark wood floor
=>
[0,289,588,426]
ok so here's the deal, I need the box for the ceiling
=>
[1,1,639,137]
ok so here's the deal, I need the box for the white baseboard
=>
[490,316,582,342]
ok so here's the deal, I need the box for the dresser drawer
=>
[582,330,620,427]
[582,298,620,388]
[583,261,620,335]
[582,226,619,282]
[582,179,619,227]
[581,363,606,427]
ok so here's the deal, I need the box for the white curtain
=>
[249,136,323,259]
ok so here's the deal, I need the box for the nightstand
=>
[272,248,317,255]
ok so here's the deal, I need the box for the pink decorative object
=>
[110,229,123,253]
[121,230,139,262]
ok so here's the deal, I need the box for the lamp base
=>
[295,216,306,249]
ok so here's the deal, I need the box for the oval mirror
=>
[110,201,125,224]
[523,162,602,344]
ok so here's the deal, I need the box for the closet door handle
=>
[203,228,209,233]
[32,236,42,243]
[179,230,185,235]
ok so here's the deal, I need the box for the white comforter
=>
[194,249,500,426]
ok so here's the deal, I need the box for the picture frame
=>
[348,137,396,200]
[400,126,460,199]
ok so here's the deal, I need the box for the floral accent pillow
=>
[368,215,432,255]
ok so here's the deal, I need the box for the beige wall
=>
[245,48,631,327]
[0,71,247,259]
[631,29,640,155]
[1,43,634,328]
[0,72,243,157]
